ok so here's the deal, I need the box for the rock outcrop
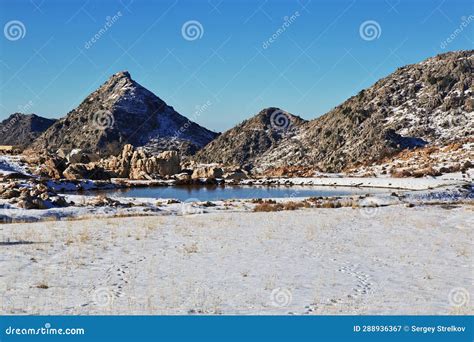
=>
[191,165,224,179]
[101,144,181,180]
[62,163,110,180]
[0,181,69,210]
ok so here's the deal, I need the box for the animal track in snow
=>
[338,263,374,298]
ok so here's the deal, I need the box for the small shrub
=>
[321,201,336,208]
[253,203,284,212]
[282,201,306,210]
[390,168,413,178]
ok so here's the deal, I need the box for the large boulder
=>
[67,149,101,164]
[155,151,180,176]
[174,172,192,184]
[63,163,110,180]
[40,156,67,179]
[67,149,87,164]
[223,169,248,180]
[191,165,224,179]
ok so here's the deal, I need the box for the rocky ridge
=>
[196,50,473,173]
[256,50,473,172]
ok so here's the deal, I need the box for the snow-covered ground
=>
[0,155,29,176]
[0,205,472,315]
[240,175,469,190]
[0,155,472,315]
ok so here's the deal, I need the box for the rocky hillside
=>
[194,107,307,169]
[0,113,56,148]
[198,50,473,172]
[29,71,218,156]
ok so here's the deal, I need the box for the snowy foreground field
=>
[1,205,472,315]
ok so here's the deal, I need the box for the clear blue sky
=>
[0,0,472,132]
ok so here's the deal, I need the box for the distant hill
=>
[0,113,56,148]
[194,107,307,169]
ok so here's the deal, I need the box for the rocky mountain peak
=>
[29,72,218,156]
[112,70,131,80]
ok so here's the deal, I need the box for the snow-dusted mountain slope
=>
[255,50,473,172]
[30,71,218,156]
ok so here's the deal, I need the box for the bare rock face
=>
[29,71,218,157]
[102,144,181,179]
[63,163,110,180]
[155,151,181,176]
[223,169,247,180]
[36,155,68,179]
